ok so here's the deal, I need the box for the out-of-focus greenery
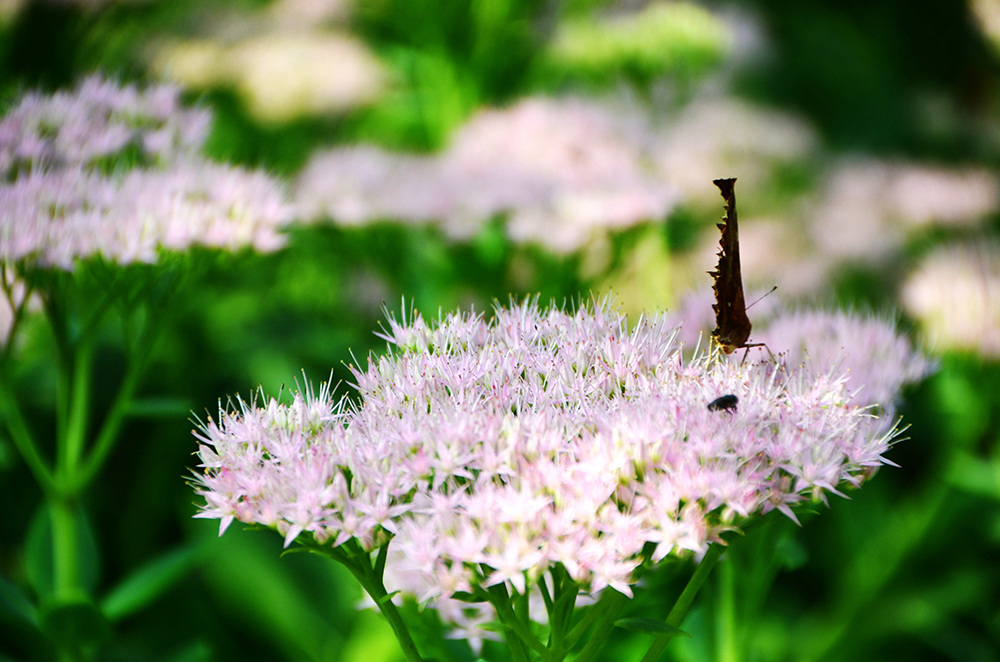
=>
[538,2,730,89]
[2,0,1000,661]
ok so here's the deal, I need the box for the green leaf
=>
[613,617,691,638]
[39,599,111,648]
[126,397,193,418]
[0,574,38,626]
[101,545,202,622]
[162,640,213,662]
[476,621,505,633]
[375,591,400,606]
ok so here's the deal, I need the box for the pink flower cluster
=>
[0,76,293,269]
[192,300,925,617]
[294,97,677,253]
[0,75,210,176]
[757,309,935,415]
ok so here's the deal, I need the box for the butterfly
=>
[709,178,765,355]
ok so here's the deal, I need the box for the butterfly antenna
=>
[746,285,777,312]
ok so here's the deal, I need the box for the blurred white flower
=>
[902,241,1000,358]
[154,29,385,123]
[226,33,385,123]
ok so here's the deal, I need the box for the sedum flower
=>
[902,241,1000,358]
[1,163,292,269]
[756,308,935,415]
[0,74,210,177]
[0,75,294,270]
[192,298,921,636]
[294,97,677,253]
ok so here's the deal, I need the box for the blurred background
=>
[1,0,999,660]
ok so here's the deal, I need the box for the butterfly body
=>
[709,178,754,354]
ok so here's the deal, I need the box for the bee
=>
[707,394,738,413]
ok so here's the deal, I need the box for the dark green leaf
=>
[39,599,110,648]
[0,574,38,625]
[101,545,202,622]
[126,396,193,418]
[614,617,690,638]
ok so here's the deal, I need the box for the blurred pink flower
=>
[809,158,999,262]
[0,76,294,270]
[902,241,1000,358]
[295,97,678,253]
[756,309,934,414]
[0,75,210,177]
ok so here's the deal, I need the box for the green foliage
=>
[536,2,729,91]
[2,0,1000,660]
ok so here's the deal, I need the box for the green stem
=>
[0,367,55,494]
[715,554,736,662]
[639,543,726,662]
[0,275,32,362]
[73,359,141,492]
[486,581,550,661]
[566,591,611,650]
[62,342,93,476]
[50,496,81,600]
[332,543,425,662]
[41,290,73,453]
[571,588,628,662]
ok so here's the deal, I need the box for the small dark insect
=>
[707,394,739,413]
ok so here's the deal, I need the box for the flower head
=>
[294,97,677,252]
[192,298,922,623]
[0,75,210,177]
[902,241,1000,358]
[0,75,294,270]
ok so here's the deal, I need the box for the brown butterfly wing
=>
[709,178,752,353]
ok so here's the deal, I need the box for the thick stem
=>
[486,581,549,661]
[715,554,736,662]
[363,575,424,662]
[566,591,611,650]
[639,543,726,662]
[49,496,81,600]
[333,543,425,662]
[571,588,628,662]
[62,342,94,474]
